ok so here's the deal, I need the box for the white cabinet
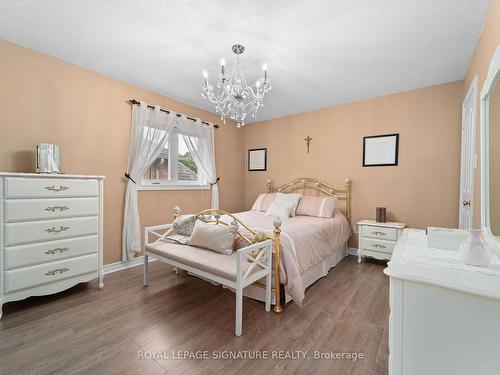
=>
[0,173,104,318]
[384,229,500,375]
[357,220,405,262]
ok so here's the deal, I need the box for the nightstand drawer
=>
[362,225,398,241]
[361,238,395,254]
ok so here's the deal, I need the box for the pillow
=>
[251,193,276,212]
[172,215,197,236]
[188,220,237,255]
[275,192,302,216]
[296,196,337,218]
[159,215,196,245]
[265,201,293,219]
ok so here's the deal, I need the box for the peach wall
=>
[243,81,463,246]
[0,39,245,264]
[463,0,500,228]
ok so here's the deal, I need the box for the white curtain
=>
[178,115,219,209]
[122,102,177,260]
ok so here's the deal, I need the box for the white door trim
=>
[459,76,478,229]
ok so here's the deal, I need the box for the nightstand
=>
[357,220,406,262]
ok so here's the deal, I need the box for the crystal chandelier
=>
[202,44,271,127]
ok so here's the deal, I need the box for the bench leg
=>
[143,254,149,287]
[235,287,242,336]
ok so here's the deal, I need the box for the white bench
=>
[143,212,277,336]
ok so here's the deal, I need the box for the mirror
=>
[490,74,500,236]
[481,45,500,249]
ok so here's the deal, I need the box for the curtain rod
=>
[128,99,219,129]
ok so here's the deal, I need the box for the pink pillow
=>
[251,193,276,212]
[296,196,337,218]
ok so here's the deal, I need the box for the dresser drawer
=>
[4,217,98,246]
[362,225,398,241]
[5,235,98,269]
[4,253,98,293]
[361,237,396,254]
[4,198,99,222]
[4,177,98,198]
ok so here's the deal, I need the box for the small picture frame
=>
[248,148,267,171]
[363,133,399,167]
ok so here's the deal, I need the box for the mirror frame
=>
[480,45,500,251]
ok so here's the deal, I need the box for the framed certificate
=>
[363,134,399,167]
[248,148,267,171]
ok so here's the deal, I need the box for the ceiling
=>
[0,0,492,123]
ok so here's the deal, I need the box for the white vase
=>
[459,229,491,267]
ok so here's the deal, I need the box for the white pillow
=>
[188,220,237,255]
[275,192,302,216]
[265,201,293,219]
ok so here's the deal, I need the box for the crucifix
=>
[304,136,312,153]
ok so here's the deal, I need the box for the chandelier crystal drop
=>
[201,44,271,128]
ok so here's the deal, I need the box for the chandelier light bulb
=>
[203,70,208,79]
[262,63,268,72]
[221,58,226,66]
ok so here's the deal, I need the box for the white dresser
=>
[357,220,405,262]
[384,229,500,375]
[0,173,104,318]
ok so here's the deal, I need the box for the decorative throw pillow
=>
[172,215,197,236]
[296,196,337,218]
[188,220,237,255]
[275,192,302,216]
[159,215,196,245]
[161,230,190,245]
[251,193,277,212]
[265,201,293,219]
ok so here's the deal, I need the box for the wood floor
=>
[0,256,389,375]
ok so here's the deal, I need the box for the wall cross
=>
[304,136,312,153]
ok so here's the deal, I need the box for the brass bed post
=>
[266,179,272,193]
[272,217,283,314]
[173,206,181,219]
[345,178,352,224]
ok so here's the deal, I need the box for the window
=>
[139,128,208,190]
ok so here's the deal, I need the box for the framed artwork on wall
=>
[248,148,267,171]
[363,133,399,167]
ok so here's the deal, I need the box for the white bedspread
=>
[226,210,351,305]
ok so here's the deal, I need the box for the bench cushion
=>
[145,242,262,282]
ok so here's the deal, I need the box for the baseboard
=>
[103,256,156,275]
[348,247,358,257]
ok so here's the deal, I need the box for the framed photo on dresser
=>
[363,133,399,167]
[248,148,267,171]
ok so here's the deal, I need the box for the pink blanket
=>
[227,210,351,305]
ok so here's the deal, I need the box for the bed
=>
[144,177,352,313]
[230,178,352,309]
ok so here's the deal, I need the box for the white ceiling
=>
[0,0,492,123]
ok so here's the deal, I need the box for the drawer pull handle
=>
[45,206,70,212]
[45,268,69,276]
[372,231,386,236]
[45,185,69,192]
[372,244,386,249]
[46,226,70,233]
[45,247,69,255]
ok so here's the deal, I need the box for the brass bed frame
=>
[172,177,352,314]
